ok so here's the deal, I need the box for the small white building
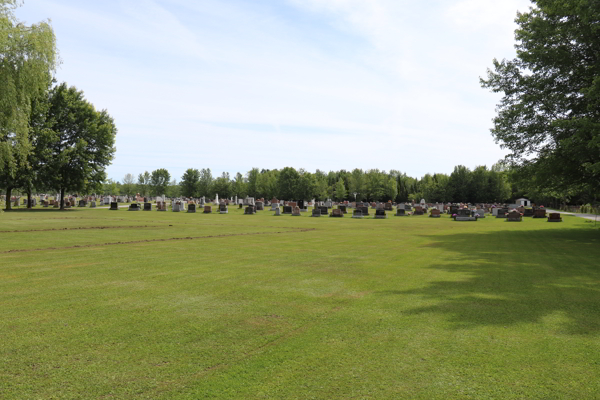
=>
[515,198,531,207]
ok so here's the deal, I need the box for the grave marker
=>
[330,208,343,218]
[374,209,387,219]
[548,213,562,222]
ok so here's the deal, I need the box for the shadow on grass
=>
[380,227,600,335]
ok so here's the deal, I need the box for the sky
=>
[16,0,533,182]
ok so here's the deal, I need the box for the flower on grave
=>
[452,214,457,217]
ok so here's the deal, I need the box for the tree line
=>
[105,164,513,204]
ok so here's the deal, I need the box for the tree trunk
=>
[5,187,12,211]
[27,189,32,209]
[60,187,65,210]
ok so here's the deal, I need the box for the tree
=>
[121,173,136,196]
[448,165,471,202]
[313,170,329,201]
[365,169,385,201]
[246,168,259,198]
[180,168,200,197]
[232,172,247,199]
[277,167,300,200]
[197,168,213,198]
[256,169,278,199]
[212,172,231,198]
[334,178,347,201]
[150,168,170,196]
[137,171,151,196]
[34,83,117,209]
[481,0,600,197]
[0,1,57,210]
[102,179,120,195]
[296,170,316,201]
[166,179,181,198]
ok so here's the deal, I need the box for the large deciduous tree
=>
[0,0,57,209]
[35,83,116,209]
[481,0,600,197]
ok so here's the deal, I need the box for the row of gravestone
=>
[108,202,563,222]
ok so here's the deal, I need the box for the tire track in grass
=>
[0,225,162,233]
[0,227,317,254]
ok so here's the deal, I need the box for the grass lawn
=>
[1,206,599,399]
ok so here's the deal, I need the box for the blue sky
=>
[17,0,532,182]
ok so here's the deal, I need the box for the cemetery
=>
[2,0,599,397]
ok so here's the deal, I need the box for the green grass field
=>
[1,206,599,399]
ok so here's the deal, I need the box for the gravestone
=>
[143,202,152,211]
[220,204,228,214]
[311,208,321,217]
[292,206,301,216]
[79,200,87,207]
[475,209,486,218]
[270,202,279,211]
[110,202,118,211]
[359,206,369,216]
[454,209,477,221]
[405,204,412,211]
[533,208,546,218]
[239,204,243,209]
[128,203,140,211]
[274,207,281,216]
[318,206,328,215]
[172,203,181,212]
[330,208,343,218]
[352,209,363,219]
[244,205,255,215]
[255,201,264,211]
[507,210,522,222]
[283,206,293,214]
[496,208,508,218]
[338,205,347,214]
[374,209,387,219]
[548,213,562,222]
[203,205,212,214]
[429,209,441,218]
[414,206,424,215]
[384,202,393,211]
[298,200,305,209]
[523,208,534,217]
[395,208,406,216]
[188,204,196,213]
